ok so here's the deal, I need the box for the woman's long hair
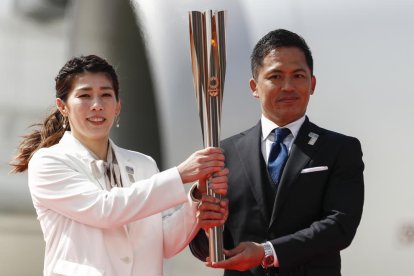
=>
[11,55,119,173]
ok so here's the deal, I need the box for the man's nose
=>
[281,78,294,91]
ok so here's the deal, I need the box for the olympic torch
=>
[189,10,226,262]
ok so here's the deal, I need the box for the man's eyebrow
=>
[266,68,307,73]
[292,68,307,73]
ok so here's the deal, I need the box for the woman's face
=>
[57,72,121,148]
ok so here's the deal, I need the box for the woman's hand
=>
[177,147,225,184]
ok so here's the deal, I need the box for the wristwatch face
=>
[262,255,274,268]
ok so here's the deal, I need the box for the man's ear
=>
[56,98,67,116]
[249,78,259,98]
[310,76,316,95]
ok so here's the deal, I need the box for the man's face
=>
[250,47,316,126]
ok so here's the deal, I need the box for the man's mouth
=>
[277,96,299,103]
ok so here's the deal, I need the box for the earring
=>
[62,116,67,129]
[116,115,120,128]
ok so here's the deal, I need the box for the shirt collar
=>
[261,114,306,141]
[89,142,114,163]
[61,131,114,162]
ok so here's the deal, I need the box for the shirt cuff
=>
[189,183,202,203]
[266,241,280,267]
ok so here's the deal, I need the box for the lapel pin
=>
[126,166,134,174]
[128,174,135,183]
[126,166,135,183]
[308,132,319,145]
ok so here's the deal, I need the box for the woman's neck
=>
[71,133,109,160]
[87,140,109,161]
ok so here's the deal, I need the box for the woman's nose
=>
[90,97,103,110]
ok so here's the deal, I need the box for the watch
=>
[261,242,275,268]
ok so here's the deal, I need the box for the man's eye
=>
[103,93,113,97]
[78,94,89,98]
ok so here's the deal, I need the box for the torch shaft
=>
[189,10,226,263]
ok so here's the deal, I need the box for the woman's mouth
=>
[87,117,106,124]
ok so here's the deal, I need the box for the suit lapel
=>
[231,122,271,223]
[269,118,322,227]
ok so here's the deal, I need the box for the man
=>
[189,29,364,276]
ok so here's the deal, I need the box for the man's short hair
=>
[250,29,313,79]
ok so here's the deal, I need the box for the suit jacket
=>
[28,132,199,276]
[190,117,364,276]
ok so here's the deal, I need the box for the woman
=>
[11,55,228,276]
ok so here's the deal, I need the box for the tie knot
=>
[274,128,291,143]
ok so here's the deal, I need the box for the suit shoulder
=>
[311,122,361,147]
[221,125,258,146]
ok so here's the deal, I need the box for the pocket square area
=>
[300,166,328,174]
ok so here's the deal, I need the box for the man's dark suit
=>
[190,117,364,276]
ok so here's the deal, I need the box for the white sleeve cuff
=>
[266,241,280,267]
[188,183,202,203]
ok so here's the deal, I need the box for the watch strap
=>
[261,242,275,268]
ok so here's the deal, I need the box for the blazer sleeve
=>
[28,148,188,229]
[161,188,200,258]
[272,137,364,267]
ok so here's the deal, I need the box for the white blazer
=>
[28,132,199,276]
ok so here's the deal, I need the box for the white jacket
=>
[28,132,199,276]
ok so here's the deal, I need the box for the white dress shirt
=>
[260,115,306,267]
[261,115,306,164]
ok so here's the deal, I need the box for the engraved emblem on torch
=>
[209,76,219,96]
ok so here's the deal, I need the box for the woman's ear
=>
[115,100,121,115]
[56,98,67,116]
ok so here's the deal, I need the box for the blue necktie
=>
[268,128,291,187]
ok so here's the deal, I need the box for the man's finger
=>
[210,254,243,269]
[224,245,245,257]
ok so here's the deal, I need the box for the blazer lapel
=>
[110,141,136,187]
[269,118,322,227]
[59,132,106,190]
[231,122,270,223]
[108,141,137,236]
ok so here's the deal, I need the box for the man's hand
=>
[206,242,265,271]
[197,167,229,196]
[197,195,228,231]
